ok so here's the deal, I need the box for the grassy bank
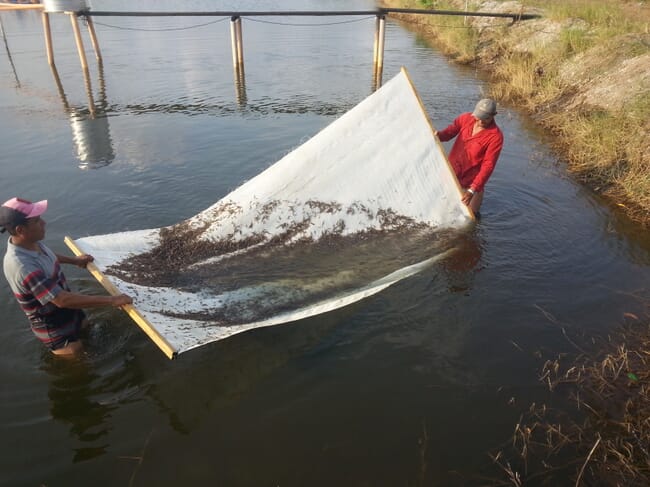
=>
[382,0,650,225]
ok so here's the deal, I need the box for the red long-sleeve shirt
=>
[437,112,503,193]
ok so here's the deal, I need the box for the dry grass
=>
[389,0,480,62]
[524,0,649,37]
[541,95,650,221]
[491,312,650,486]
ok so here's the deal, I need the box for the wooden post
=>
[84,15,102,63]
[42,11,55,66]
[65,236,178,360]
[69,13,95,116]
[235,17,244,67]
[69,12,89,72]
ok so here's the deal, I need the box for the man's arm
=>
[56,253,94,268]
[469,132,504,193]
[435,114,464,142]
[51,290,132,309]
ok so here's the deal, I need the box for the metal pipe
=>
[375,15,386,86]
[230,16,239,74]
[84,9,541,21]
[230,16,245,104]
[373,15,379,67]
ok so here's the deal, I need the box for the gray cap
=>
[472,98,497,120]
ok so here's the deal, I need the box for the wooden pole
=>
[69,13,95,116]
[42,11,55,66]
[64,236,178,359]
[235,16,244,67]
[69,12,89,72]
[0,3,43,10]
[84,16,103,63]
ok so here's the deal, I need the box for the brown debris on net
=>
[492,313,650,486]
[105,200,430,288]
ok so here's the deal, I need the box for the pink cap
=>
[2,197,48,218]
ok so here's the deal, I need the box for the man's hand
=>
[74,254,94,268]
[461,189,474,206]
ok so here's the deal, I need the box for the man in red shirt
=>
[435,99,504,216]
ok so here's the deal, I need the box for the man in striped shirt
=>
[1,197,132,356]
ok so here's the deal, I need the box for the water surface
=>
[1,1,649,485]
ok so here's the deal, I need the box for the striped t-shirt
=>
[3,239,85,350]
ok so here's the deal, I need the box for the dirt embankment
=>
[382,0,650,225]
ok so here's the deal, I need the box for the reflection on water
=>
[233,64,247,107]
[43,357,114,463]
[70,109,114,168]
[438,227,484,294]
[49,61,115,169]
[0,16,20,88]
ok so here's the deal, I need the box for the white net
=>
[67,68,473,357]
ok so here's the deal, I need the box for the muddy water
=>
[1,1,649,486]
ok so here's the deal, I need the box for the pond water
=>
[1,1,649,485]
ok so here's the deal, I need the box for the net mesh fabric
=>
[69,69,471,355]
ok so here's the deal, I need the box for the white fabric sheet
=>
[70,68,472,356]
